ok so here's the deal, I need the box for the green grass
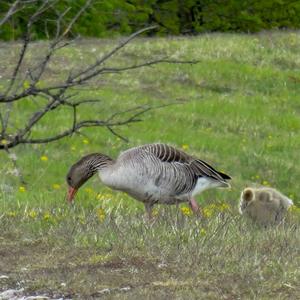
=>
[0,32,300,299]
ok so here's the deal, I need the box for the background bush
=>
[1,0,300,40]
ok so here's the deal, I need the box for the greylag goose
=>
[66,143,231,217]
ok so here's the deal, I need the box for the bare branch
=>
[106,126,129,142]
[0,102,182,149]
[0,1,197,154]
[61,0,92,38]
[74,58,198,84]
[69,25,158,82]
[0,0,21,27]
[0,58,198,103]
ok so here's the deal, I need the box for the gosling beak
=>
[67,186,77,203]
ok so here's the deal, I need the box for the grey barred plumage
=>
[66,143,231,218]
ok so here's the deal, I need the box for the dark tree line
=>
[1,0,300,40]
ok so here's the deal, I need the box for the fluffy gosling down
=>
[66,143,231,218]
[239,187,294,225]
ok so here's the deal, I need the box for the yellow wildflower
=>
[7,211,16,217]
[83,139,89,144]
[43,212,51,221]
[0,139,7,145]
[97,192,113,201]
[152,208,159,217]
[19,186,26,192]
[28,210,37,219]
[96,207,106,222]
[97,193,104,200]
[40,155,48,161]
[200,228,206,236]
[181,206,192,216]
[262,180,269,186]
[219,203,230,212]
[79,215,86,225]
[23,80,30,89]
[181,144,189,151]
[84,187,93,194]
[52,183,61,190]
[203,207,213,218]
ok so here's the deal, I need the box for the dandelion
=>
[23,80,30,89]
[219,203,230,212]
[43,212,51,221]
[181,206,192,216]
[97,193,104,200]
[152,208,159,217]
[0,139,7,145]
[19,186,26,192]
[97,192,112,201]
[52,183,61,190]
[7,211,16,217]
[203,207,213,218]
[200,228,206,236]
[40,155,48,161]
[96,207,106,222]
[83,139,89,145]
[28,210,37,219]
[181,144,189,151]
[84,187,93,194]
[262,180,269,186]
[79,215,86,225]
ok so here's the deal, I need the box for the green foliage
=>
[1,0,300,40]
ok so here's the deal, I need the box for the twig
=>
[0,0,21,27]
[0,2,198,153]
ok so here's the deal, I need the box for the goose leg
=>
[144,203,153,220]
[189,197,202,216]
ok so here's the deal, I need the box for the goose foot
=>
[189,197,202,217]
[144,203,154,221]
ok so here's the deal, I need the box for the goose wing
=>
[139,143,231,182]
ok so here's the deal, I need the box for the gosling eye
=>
[67,176,72,185]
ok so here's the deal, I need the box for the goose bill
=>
[67,186,77,202]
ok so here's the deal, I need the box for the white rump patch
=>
[192,177,227,196]
[286,197,294,207]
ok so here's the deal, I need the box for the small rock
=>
[0,288,24,299]
[0,275,9,280]
[119,286,131,292]
[21,267,28,272]
[24,296,49,300]
[97,288,110,295]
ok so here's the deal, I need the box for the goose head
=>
[66,153,113,202]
